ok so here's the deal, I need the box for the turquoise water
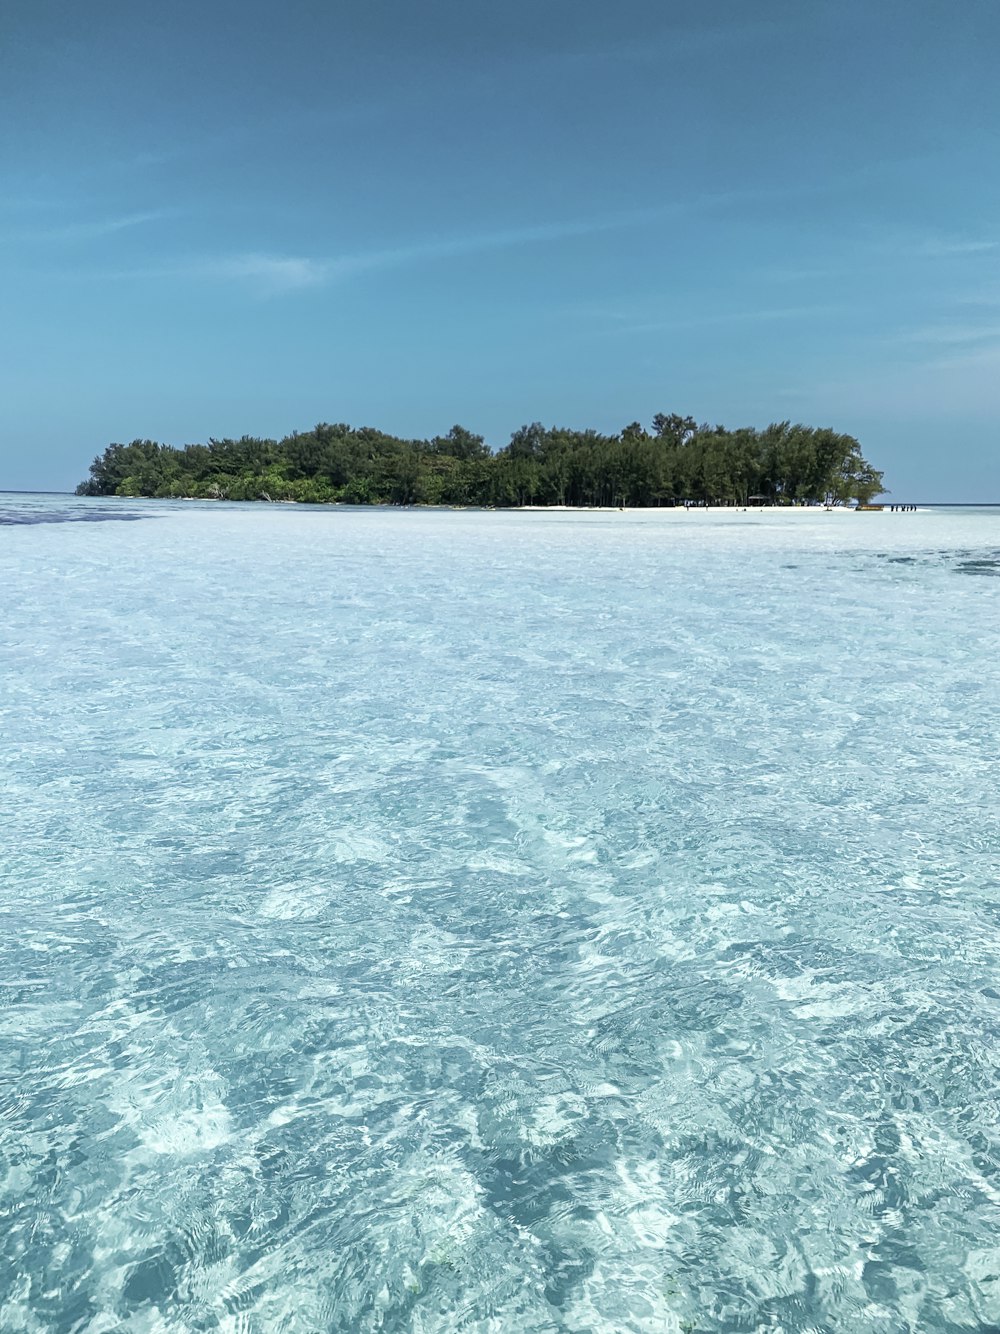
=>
[2,497,999,1332]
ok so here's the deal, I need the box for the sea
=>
[2,494,999,1333]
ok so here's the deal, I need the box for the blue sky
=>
[2,0,998,498]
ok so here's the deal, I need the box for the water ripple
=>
[1,502,999,1330]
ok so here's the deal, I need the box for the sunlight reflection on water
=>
[1,500,999,1331]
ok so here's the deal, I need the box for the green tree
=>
[76,413,885,508]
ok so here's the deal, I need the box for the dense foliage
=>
[76,414,885,506]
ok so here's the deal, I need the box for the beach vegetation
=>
[76,416,885,507]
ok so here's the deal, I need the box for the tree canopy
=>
[76,416,886,507]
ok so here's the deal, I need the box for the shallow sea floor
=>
[2,499,999,1333]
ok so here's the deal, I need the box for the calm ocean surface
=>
[2,496,999,1333]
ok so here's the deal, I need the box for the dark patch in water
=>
[873,548,1000,578]
[0,508,150,527]
[955,559,1000,576]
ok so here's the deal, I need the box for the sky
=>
[1,0,998,499]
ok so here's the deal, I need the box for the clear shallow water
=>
[2,497,999,1333]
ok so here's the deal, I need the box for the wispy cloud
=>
[4,102,389,203]
[81,196,767,294]
[0,195,65,214]
[923,340,1000,371]
[758,226,1000,284]
[898,322,1000,346]
[875,310,1000,376]
[605,305,847,337]
[201,252,331,291]
[325,213,655,276]
[209,218,619,291]
[957,287,1000,308]
[17,210,169,243]
[553,17,789,70]
[758,264,850,284]
[94,219,622,294]
[902,234,999,259]
[54,182,894,296]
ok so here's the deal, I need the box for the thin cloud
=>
[318,193,787,280]
[187,219,622,292]
[607,305,847,336]
[72,251,330,294]
[905,235,999,258]
[758,231,999,283]
[958,288,1000,308]
[759,264,850,283]
[898,322,1000,346]
[83,196,769,294]
[924,340,1000,370]
[151,221,623,293]
[326,213,656,277]
[22,211,169,243]
[0,195,64,213]
[5,102,388,201]
[66,187,841,295]
[204,253,331,291]
[547,17,789,71]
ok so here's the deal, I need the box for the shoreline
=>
[83,495,910,513]
[514,503,860,513]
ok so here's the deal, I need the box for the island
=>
[76,413,885,508]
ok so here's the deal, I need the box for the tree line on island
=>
[76,413,886,507]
